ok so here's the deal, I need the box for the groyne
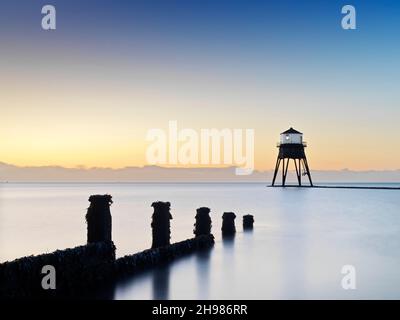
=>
[116,235,214,276]
[0,241,116,298]
[0,197,221,299]
[0,195,256,299]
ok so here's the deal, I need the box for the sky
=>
[1,0,400,171]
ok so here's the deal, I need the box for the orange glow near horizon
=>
[1,42,399,172]
[1,129,399,171]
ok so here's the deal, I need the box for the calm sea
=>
[1,182,400,299]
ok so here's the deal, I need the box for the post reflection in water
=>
[152,264,170,300]
[222,234,236,246]
[221,234,236,295]
[195,248,212,299]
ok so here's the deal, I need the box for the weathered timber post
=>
[151,201,173,248]
[243,214,254,230]
[194,207,212,237]
[221,212,236,236]
[86,195,113,244]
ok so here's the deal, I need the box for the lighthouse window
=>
[285,135,290,140]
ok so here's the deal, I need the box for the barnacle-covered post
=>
[194,207,212,237]
[221,212,236,236]
[243,214,254,230]
[151,201,173,248]
[86,195,113,244]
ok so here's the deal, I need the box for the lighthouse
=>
[271,127,313,187]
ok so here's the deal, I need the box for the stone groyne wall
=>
[117,234,214,276]
[0,241,116,299]
[0,235,214,299]
[0,195,252,299]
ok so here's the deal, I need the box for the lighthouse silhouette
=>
[271,127,313,187]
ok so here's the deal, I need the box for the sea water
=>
[1,182,400,299]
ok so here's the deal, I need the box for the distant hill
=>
[0,162,399,183]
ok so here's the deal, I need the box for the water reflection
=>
[221,234,236,293]
[278,189,309,298]
[222,234,236,245]
[195,249,212,298]
[152,264,170,300]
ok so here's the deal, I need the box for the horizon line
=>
[1,161,399,173]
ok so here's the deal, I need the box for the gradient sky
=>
[1,0,400,170]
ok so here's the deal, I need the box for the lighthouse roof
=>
[281,127,302,134]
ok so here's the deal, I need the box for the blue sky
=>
[1,0,400,170]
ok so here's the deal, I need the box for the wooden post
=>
[86,195,113,244]
[194,207,212,237]
[151,201,173,248]
[243,215,254,230]
[221,212,236,236]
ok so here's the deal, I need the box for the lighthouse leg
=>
[294,158,301,186]
[282,158,289,186]
[271,158,281,186]
[299,159,302,186]
[303,158,313,187]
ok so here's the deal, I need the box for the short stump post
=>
[221,212,236,236]
[194,207,212,237]
[86,194,113,244]
[151,201,173,248]
[243,214,254,230]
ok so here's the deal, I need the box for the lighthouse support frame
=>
[271,145,313,187]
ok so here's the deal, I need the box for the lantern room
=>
[280,127,303,145]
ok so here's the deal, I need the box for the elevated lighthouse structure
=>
[271,127,313,187]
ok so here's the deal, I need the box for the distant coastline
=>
[1,162,400,183]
